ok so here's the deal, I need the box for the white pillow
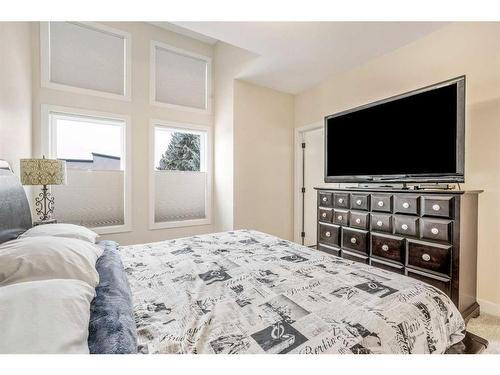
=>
[20,223,99,244]
[0,236,103,287]
[0,279,95,354]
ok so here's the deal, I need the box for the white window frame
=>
[150,41,212,114]
[40,22,132,101]
[41,104,132,235]
[149,119,212,230]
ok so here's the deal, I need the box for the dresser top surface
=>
[314,187,483,195]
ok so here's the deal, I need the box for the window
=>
[151,41,211,112]
[40,22,131,100]
[150,121,212,229]
[42,106,131,234]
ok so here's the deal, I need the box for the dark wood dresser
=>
[315,187,481,321]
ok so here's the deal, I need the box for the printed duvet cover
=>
[120,230,465,354]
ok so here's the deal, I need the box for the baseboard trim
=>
[478,298,500,318]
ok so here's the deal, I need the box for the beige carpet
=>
[467,314,500,354]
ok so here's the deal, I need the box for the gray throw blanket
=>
[88,240,137,354]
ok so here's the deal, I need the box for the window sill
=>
[93,224,132,235]
[149,218,211,230]
[150,99,211,115]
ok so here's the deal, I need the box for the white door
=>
[302,127,325,246]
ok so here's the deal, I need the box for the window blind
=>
[49,22,126,95]
[154,46,208,109]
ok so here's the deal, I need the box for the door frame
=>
[293,121,323,244]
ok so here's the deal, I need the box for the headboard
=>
[0,169,32,244]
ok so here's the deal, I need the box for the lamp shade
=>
[20,158,67,186]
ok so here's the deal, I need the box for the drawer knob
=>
[402,202,410,209]
[337,215,343,221]
[325,231,331,237]
[350,237,357,244]
[322,196,328,202]
[355,218,361,224]
[422,253,431,261]
[401,224,409,231]
[321,212,327,218]
[338,198,344,204]
[377,201,384,207]
[431,227,439,235]
[381,244,389,252]
[376,220,383,227]
[356,199,362,206]
[432,204,440,211]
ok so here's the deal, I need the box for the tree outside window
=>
[157,132,200,172]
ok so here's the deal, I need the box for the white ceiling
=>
[169,22,447,94]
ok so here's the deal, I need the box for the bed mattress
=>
[119,230,465,354]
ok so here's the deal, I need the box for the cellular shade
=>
[154,171,206,223]
[154,46,208,110]
[52,170,124,228]
[49,22,126,95]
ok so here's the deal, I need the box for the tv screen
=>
[325,77,465,183]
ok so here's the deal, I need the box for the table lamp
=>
[20,156,67,222]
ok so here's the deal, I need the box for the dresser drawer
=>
[394,215,419,237]
[407,269,451,296]
[333,192,350,209]
[350,211,369,230]
[370,213,392,233]
[420,218,452,243]
[370,259,405,274]
[342,228,368,254]
[342,249,369,264]
[318,243,341,257]
[319,192,333,207]
[318,208,333,223]
[371,194,392,213]
[394,195,420,215]
[333,209,349,226]
[350,193,369,211]
[314,187,480,319]
[371,233,405,264]
[318,223,340,246]
[407,240,452,276]
[422,196,454,218]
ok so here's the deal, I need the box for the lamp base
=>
[34,184,55,221]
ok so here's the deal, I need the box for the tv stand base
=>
[414,183,457,190]
[357,183,457,191]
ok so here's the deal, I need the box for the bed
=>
[0,168,488,354]
[120,230,468,354]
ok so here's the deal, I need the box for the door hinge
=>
[301,142,306,149]
[300,231,305,238]
[301,187,306,193]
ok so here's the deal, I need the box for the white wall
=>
[31,22,215,245]
[0,22,32,175]
[212,44,296,240]
[233,80,295,239]
[294,22,500,312]
[212,42,256,231]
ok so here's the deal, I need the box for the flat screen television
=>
[324,76,465,183]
